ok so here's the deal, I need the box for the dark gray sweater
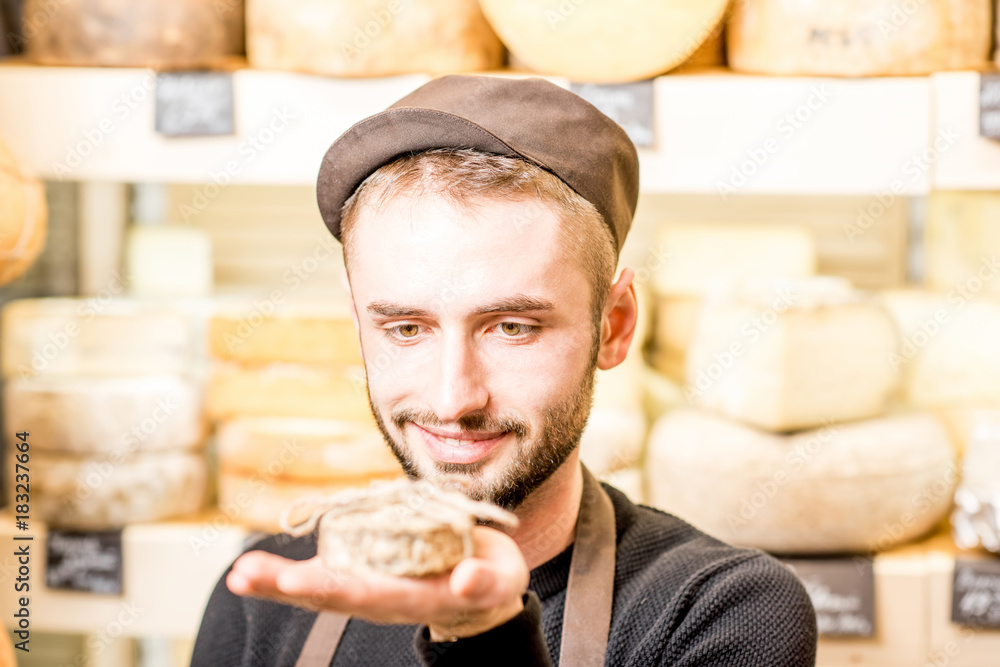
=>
[191,484,817,666]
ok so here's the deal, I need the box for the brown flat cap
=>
[316,74,640,255]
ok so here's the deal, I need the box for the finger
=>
[228,551,293,596]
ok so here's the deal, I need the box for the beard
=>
[367,348,599,512]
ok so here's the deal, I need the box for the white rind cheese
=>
[646,409,957,554]
[205,361,371,421]
[218,470,402,532]
[22,451,208,530]
[880,289,1000,407]
[479,0,730,83]
[1,298,201,379]
[728,0,991,76]
[216,417,401,480]
[247,0,503,77]
[686,277,899,432]
[4,375,205,454]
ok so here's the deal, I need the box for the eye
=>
[498,322,535,336]
[394,324,420,338]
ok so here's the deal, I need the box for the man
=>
[192,74,817,666]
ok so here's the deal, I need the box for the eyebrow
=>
[367,295,556,319]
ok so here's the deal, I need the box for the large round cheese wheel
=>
[479,0,729,83]
[218,470,402,532]
[246,0,502,77]
[206,361,371,421]
[0,137,46,287]
[216,417,402,480]
[4,374,204,454]
[209,301,361,365]
[728,0,991,76]
[23,450,208,530]
[22,0,244,67]
[881,289,1000,408]
[686,277,899,432]
[1,298,202,379]
[647,409,957,554]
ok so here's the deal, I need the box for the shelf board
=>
[0,64,938,194]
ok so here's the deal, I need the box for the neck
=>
[507,451,584,570]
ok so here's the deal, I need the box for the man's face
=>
[346,192,600,510]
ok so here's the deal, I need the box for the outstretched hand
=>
[227,525,529,640]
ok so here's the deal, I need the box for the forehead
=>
[348,192,584,308]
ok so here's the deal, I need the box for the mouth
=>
[413,423,511,465]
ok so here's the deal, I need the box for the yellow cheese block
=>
[5,374,205,454]
[209,301,361,365]
[246,0,503,76]
[479,0,730,83]
[728,0,991,76]
[647,409,957,554]
[880,289,1000,407]
[22,0,245,67]
[216,416,401,480]
[0,137,47,287]
[925,191,1000,296]
[686,277,899,432]
[1,298,203,380]
[218,470,402,532]
[206,361,371,421]
[23,450,208,530]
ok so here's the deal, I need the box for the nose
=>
[427,330,489,423]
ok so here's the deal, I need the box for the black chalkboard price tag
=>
[779,557,876,637]
[979,73,1000,140]
[45,529,124,595]
[155,71,235,137]
[951,558,1000,629]
[570,80,655,148]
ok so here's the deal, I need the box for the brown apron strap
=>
[559,464,616,667]
[294,462,617,667]
[293,611,349,667]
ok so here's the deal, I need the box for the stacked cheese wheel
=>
[2,298,208,530]
[0,137,47,287]
[728,0,991,76]
[583,284,652,504]
[207,300,403,531]
[246,0,502,77]
[647,276,958,554]
[479,0,730,82]
[649,223,818,382]
[22,0,244,68]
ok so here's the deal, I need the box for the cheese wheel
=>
[0,137,47,287]
[579,407,646,476]
[246,0,502,77]
[1,298,202,379]
[935,407,1000,459]
[209,301,361,365]
[479,0,729,83]
[647,409,957,554]
[22,0,244,68]
[728,0,991,76]
[599,467,645,505]
[4,374,204,454]
[216,417,402,480]
[206,361,371,421]
[925,191,1000,296]
[23,450,208,530]
[881,289,1000,407]
[218,470,402,532]
[686,277,899,432]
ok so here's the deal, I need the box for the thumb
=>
[450,561,496,601]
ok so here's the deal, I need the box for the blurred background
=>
[1,0,1000,665]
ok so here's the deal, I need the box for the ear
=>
[340,266,360,332]
[597,268,638,371]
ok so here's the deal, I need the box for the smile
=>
[413,424,510,465]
